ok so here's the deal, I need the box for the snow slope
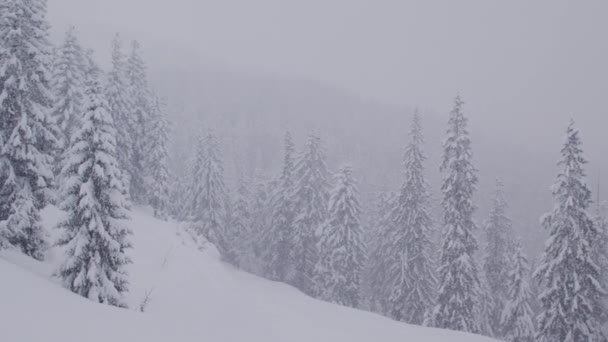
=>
[0,207,497,342]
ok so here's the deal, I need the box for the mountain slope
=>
[0,207,497,342]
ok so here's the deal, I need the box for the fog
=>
[47,0,608,256]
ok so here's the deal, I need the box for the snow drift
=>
[0,207,497,342]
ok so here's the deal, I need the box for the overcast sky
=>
[48,0,607,172]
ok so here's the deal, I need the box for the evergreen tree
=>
[187,132,206,221]
[0,157,10,249]
[593,200,608,328]
[169,170,192,221]
[289,134,330,295]
[56,63,132,308]
[228,172,253,269]
[478,270,497,337]
[314,166,365,308]
[385,112,436,324]
[501,242,535,342]
[428,96,481,333]
[104,34,134,192]
[366,190,397,314]
[188,130,234,262]
[261,132,296,281]
[0,0,58,259]
[483,178,516,336]
[534,120,606,342]
[249,171,273,273]
[145,95,171,218]
[51,26,86,150]
[125,40,151,203]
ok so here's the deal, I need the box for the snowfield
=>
[0,207,497,342]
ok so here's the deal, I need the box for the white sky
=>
[48,0,607,170]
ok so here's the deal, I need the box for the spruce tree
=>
[188,130,234,262]
[593,200,608,328]
[228,172,252,269]
[56,62,132,308]
[0,0,58,259]
[428,96,481,333]
[478,270,497,337]
[249,171,273,273]
[314,166,365,308]
[0,158,9,249]
[366,190,397,314]
[51,26,86,150]
[385,112,436,324]
[483,178,516,336]
[146,95,171,218]
[501,242,535,342]
[261,132,296,281]
[125,40,151,203]
[104,34,134,192]
[289,134,330,295]
[534,120,606,341]
[187,132,206,221]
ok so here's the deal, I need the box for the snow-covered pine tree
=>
[56,60,132,308]
[51,26,86,151]
[227,171,252,269]
[188,130,234,262]
[104,34,134,192]
[170,167,193,221]
[534,120,606,342]
[385,112,436,324]
[593,200,608,329]
[261,131,297,281]
[501,242,535,342]
[289,134,330,295]
[187,132,206,221]
[314,166,365,308]
[428,95,481,333]
[366,190,397,314]
[0,157,10,249]
[0,0,59,259]
[478,269,497,337]
[145,95,171,219]
[125,40,152,204]
[248,171,273,270]
[483,178,516,336]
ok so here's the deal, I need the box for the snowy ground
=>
[0,207,497,342]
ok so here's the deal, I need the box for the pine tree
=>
[289,134,330,295]
[104,34,134,192]
[125,40,151,203]
[478,270,497,337]
[314,166,365,308]
[501,242,535,342]
[385,112,436,324]
[483,178,516,336]
[3,182,46,260]
[145,95,171,218]
[188,130,234,262]
[534,120,606,342]
[0,156,10,249]
[228,172,252,269]
[428,96,481,333]
[261,132,296,281]
[0,0,58,259]
[593,200,608,328]
[56,62,132,308]
[366,190,397,314]
[248,171,273,273]
[51,26,86,150]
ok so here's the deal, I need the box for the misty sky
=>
[48,0,607,178]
